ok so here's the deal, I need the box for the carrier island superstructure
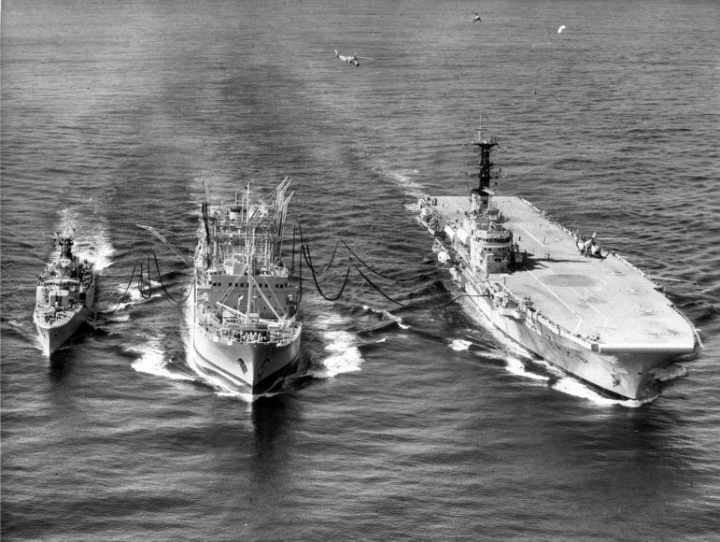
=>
[189,178,302,393]
[418,128,701,400]
[34,226,96,356]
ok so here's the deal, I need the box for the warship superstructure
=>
[34,226,96,355]
[189,178,302,392]
[418,128,701,400]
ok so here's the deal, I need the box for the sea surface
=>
[2,1,719,540]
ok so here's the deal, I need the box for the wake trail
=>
[375,163,426,200]
[130,338,196,383]
[56,209,116,272]
[308,312,364,379]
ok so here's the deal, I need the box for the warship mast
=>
[471,126,498,209]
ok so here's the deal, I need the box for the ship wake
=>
[131,338,196,383]
[374,163,425,200]
[309,312,364,379]
[57,209,115,272]
[108,281,164,310]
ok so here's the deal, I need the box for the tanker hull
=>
[188,178,303,395]
[191,327,302,393]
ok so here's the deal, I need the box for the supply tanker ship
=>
[189,178,302,393]
[418,128,701,400]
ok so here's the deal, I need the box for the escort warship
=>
[189,178,302,393]
[418,128,701,400]
[34,226,96,356]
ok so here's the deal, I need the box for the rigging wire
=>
[151,252,191,303]
[112,250,190,310]
[340,238,413,284]
[119,220,411,310]
[352,264,404,307]
[298,223,314,269]
[298,222,412,283]
[297,222,411,306]
[317,239,343,274]
[301,244,352,301]
[138,259,153,299]
[109,262,139,312]
[301,239,404,306]
[297,235,303,304]
[301,245,350,301]
[301,238,343,275]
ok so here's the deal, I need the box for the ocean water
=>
[2,0,719,540]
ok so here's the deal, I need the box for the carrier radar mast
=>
[471,124,499,209]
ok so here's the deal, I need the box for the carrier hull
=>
[420,193,700,401]
[458,270,693,400]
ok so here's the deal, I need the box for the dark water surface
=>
[2,1,719,540]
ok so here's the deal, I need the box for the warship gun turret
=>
[418,127,701,400]
[34,224,96,355]
[189,178,302,393]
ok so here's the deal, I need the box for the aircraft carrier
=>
[418,128,701,400]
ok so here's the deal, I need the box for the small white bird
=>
[557,25,566,34]
[473,12,482,23]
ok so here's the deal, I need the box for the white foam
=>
[505,355,551,382]
[131,341,195,382]
[32,333,50,357]
[527,356,565,378]
[377,165,425,198]
[363,305,410,330]
[404,201,420,215]
[551,376,650,408]
[381,309,410,330]
[314,311,352,329]
[214,388,257,402]
[96,284,162,315]
[651,364,688,382]
[113,282,163,303]
[75,232,114,272]
[55,209,115,271]
[449,338,472,351]
[104,312,130,323]
[316,330,363,378]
